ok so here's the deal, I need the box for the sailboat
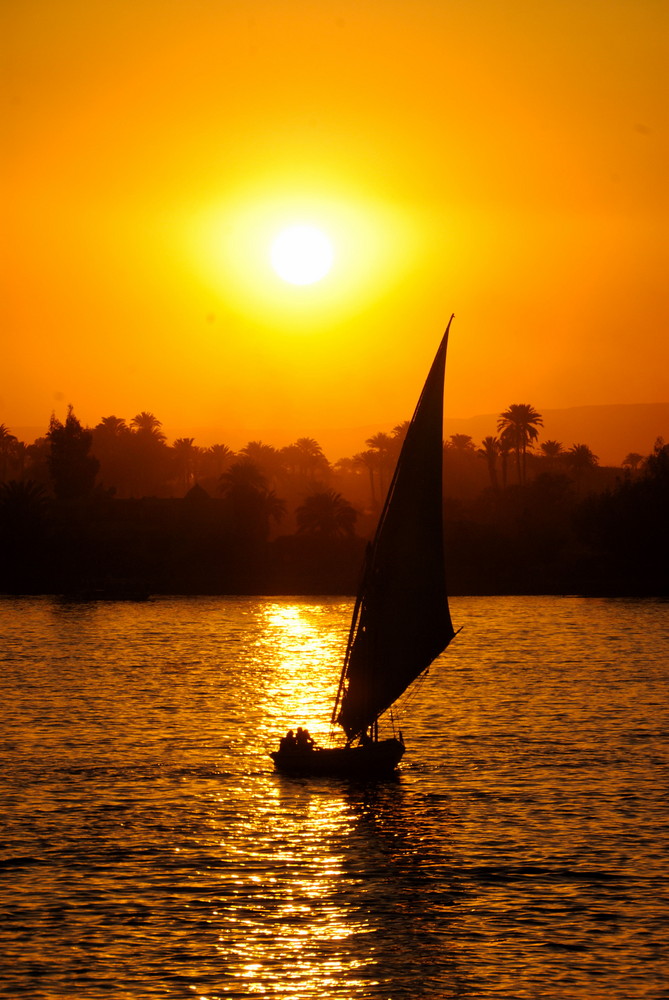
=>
[270,317,457,777]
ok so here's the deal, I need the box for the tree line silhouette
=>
[0,404,666,596]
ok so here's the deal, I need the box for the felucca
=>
[271,317,457,776]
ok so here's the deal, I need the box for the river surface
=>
[1,595,667,999]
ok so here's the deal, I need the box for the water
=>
[1,595,667,999]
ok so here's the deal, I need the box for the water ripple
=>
[0,595,667,998]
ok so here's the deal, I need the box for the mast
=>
[333,317,456,741]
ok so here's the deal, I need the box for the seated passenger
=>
[279,729,297,752]
[295,727,315,751]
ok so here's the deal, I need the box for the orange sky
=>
[3,0,667,459]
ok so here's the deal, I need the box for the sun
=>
[270,224,334,285]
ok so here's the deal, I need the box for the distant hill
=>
[11,402,669,469]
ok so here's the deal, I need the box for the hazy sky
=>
[3,0,667,454]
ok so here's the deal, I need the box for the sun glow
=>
[186,184,418,334]
[270,225,334,285]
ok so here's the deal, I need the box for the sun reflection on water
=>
[257,601,349,748]
[211,780,383,996]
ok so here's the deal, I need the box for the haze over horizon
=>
[8,401,668,471]
[4,0,667,446]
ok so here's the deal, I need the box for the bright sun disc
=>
[270,225,334,285]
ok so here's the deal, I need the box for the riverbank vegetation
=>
[0,408,666,597]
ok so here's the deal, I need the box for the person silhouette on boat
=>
[295,727,315,751]
[279,729,297,752]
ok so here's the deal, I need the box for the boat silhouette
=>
[271,317,457,777]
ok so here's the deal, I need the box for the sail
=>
[334,319,455,740]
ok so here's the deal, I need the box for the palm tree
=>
[239,441,283,487]
[0,479,49,523]
[47,405,100,500]
[172,437,199,491]
[130,412,166,442]
[295,436,326,465]
[97,415,128,436]
[219,460,268,494]
[498,436,512,489]
[392,421,410,443]
[365,431,395,496]
[333,456,358,476]
[477,436,501,491]
[497,404,543,485]
[449,434,475,452]
[445,434,477,490]
[93,416,132,496]
[565,443,598,493]
[128,413,169,495]
[0,424,18,482]
[566,443,598,470]
[353,449,379,508]
[199,444,234,480]
[540,440,563,462]
[219,460,286,538]
[281,438,329,483]
[296,490,357,537]
[622,452,645,473]
[331,456,364,506]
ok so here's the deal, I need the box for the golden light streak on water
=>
[210,781,380,994]
[257,601,349,747]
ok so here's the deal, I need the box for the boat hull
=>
[270,738,405,778]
